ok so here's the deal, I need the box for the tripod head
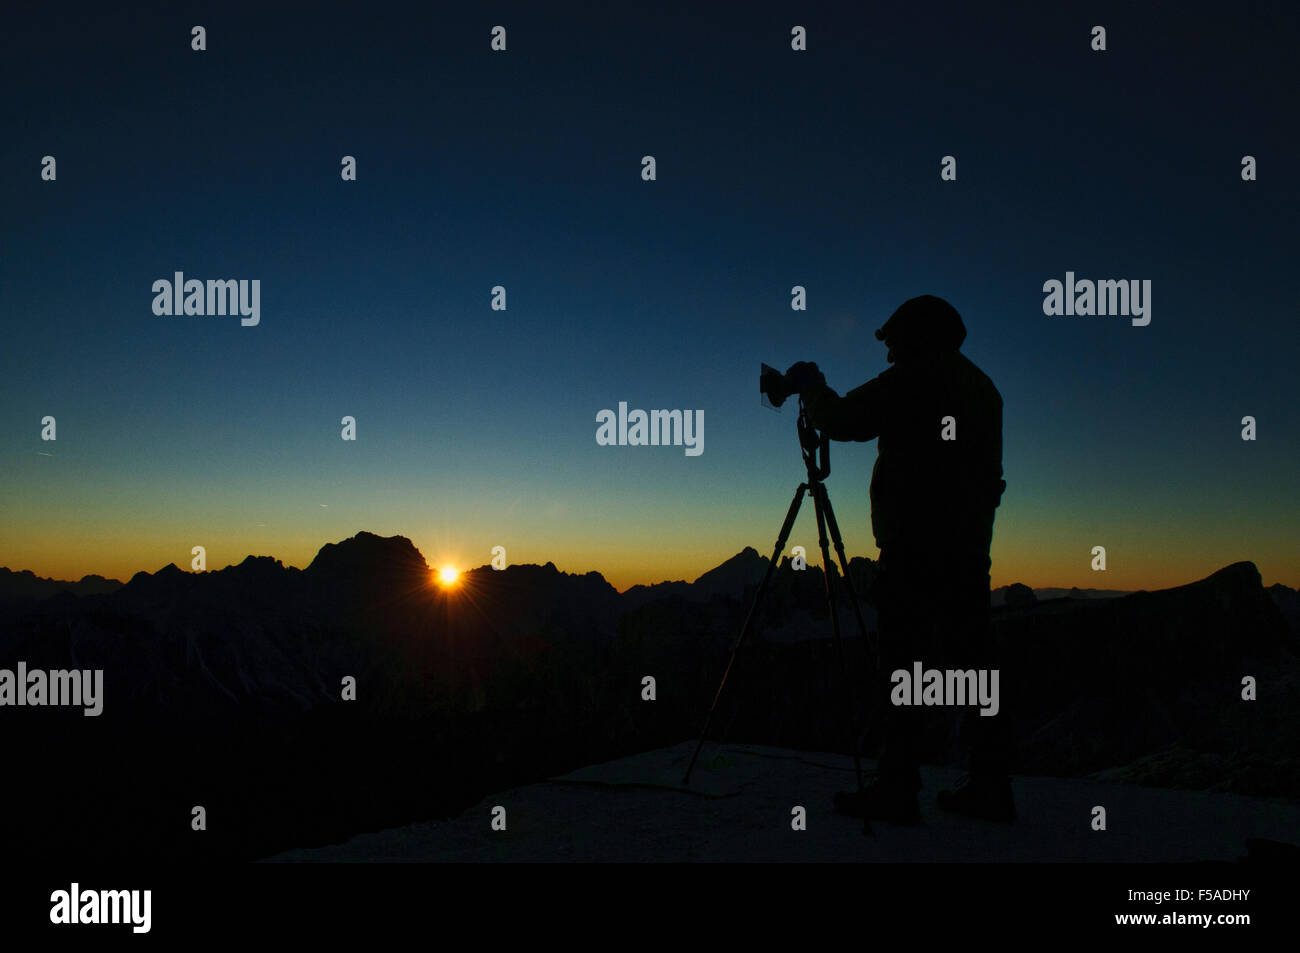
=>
[797,398,831,482]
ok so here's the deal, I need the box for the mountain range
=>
[1,531,1296,863]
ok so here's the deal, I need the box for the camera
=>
[760,361,824,409]
[759,363,794,408]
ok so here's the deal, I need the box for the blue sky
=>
[2,1,1297,589]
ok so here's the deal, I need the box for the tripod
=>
[682,398,880,833]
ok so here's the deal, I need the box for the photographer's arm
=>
[802,376,886,442]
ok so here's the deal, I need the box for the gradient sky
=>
[2,2,1297,592]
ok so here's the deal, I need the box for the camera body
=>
[761,361,825,409]
[759,363,831,479]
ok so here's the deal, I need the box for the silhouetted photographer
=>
[781,294,1014,824]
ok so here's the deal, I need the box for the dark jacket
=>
[802,350,1005,557]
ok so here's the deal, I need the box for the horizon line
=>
[2,551,1289,596]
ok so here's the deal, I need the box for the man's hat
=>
[875,295,967,351]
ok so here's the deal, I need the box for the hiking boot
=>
[936,774,1016,822]
[834,777,920,825]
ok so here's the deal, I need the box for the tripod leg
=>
[682,483,808,787]
[823,491,881,769]
[810,483,873,835]
[820,490,878,660]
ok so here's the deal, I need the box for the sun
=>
[437,566,460,586]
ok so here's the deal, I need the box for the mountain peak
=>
[1204,561,1260,587]
[305,532,430,577]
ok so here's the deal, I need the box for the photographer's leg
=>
[938,555,1016,821]
[835,549,922,823]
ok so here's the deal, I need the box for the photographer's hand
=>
[800,371,887,443]
[784,361,826,392]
